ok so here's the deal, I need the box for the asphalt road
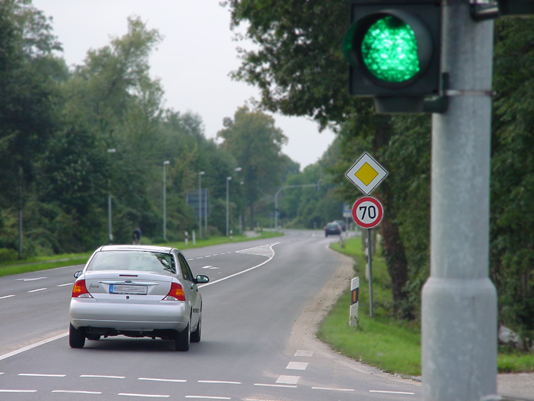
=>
[0,230,422,401]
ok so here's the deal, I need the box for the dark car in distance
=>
[324,222,342,237]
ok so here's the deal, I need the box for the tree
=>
[217,106,294,226]
[490,18,534,345]
[0,0,64,255]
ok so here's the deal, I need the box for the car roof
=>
[97,244,176,254]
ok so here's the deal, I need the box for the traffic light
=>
[343,0,442,113]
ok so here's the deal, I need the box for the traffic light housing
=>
[344,0,442,113]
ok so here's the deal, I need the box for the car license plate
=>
[109,284,147,295]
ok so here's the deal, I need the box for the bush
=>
[0,248,18,263]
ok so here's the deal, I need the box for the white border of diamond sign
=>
[345,152,388,195]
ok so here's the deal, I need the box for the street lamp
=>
[227,167,242,236]
[163,160,170,241]
[226,176,232,236]
[198,171,205,238]
[107,148,116,242]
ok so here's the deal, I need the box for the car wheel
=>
[69,324,85,349]
[191,316,201,343]
[173,324,190,351]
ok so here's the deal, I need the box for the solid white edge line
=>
[312,386,355,392]
[199,242,280,289]
[118,393,169,398]
[0,241,280,361]
[0,331,68,361]
[369,390,416,395]
[197,380,242,385]
[52,390,102,394]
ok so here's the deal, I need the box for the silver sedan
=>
[69,245,209,351]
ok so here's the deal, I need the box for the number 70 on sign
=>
[351,196,384,229]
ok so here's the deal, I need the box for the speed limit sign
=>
[352,196,384,229]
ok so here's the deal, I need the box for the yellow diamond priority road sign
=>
[345,152,388,195]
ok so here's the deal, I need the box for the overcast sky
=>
[32,0,336,169]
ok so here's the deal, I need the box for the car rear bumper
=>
[70,298,188,331]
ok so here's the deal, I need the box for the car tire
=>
[173,324,190,351]
[69,324,85,349]
[191,316,201,343]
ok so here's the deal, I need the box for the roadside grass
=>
[321,235,533,376]
[0,231,283,278]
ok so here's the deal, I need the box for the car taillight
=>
[72,279,93,298]
[163,282,186,302]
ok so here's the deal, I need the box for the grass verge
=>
[320,236,534,376]
[0,231,283,278]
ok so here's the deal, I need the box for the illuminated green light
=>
[361,16,420,83]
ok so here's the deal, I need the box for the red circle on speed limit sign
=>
[352,196,384,229]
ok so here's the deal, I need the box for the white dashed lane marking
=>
[186,396,230,400]
[18,373,66,377]
[312,386,355,392]
[118,393,169,398]
[80,374,125,379]
[52,390,102,394]
[0,295,15,300]
[254,383,297,389]
[0,389,38,393]
[370,390,415,395]
[285,361,308,371]
[198,380,241,385]
[275,375,300,385]
[28,288,47,293]
[16,277,47,282]
[138,378,187,383]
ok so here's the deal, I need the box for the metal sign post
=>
[366,229,374,318]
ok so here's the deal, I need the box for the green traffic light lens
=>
[361,15,420,83]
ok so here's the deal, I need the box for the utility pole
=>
[163,160,170,241]
[107,148,116,243]
[226,176,232,236]
[198,171,205,238]
[422,3,497,401]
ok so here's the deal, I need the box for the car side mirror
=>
[194,275,209,284]
[74,271,82,279]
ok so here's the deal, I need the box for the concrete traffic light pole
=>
[422,2,498,401]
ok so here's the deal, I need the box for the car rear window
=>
[86,251,176,275]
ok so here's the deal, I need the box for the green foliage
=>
[491,18,534,346]
[217,106,296,225]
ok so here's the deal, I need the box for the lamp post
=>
[198,171,205,238]
[163,160,170,241]
[226,176,232,236]
[227,167,242,236]
[107,148,116,242]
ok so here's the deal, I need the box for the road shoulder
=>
[289,243,534,400]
